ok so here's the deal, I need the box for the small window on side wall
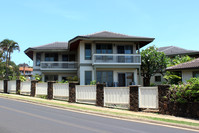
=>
[85,43,91,60]
[155,76,161,82]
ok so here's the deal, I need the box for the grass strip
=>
[0,93,198,127]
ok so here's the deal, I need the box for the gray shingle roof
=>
[79,31,154,39]
[158,46,199,56]
[167,58,199,70]
[32,42,68,50]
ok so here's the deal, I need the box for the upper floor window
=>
[96,44,112,54]
[117,45,133,54]
[85,43,91,60]
[45,53,58,61]
[36,53,41,66]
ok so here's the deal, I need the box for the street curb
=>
[0,95,198,132]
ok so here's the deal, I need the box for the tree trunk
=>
[143,77,150,86]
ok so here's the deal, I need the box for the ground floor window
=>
[193,71,199,78]
[97,71,113,87]
[45,75,58,82]
[155,76,161,82]
[85,71,92,85]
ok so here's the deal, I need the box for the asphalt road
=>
[0,97,197,133]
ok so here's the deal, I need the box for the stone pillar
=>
[69,83,78,103]
[158,85,170,114]
[4,80,8,93]
[47,81,55,100]
[96,84,104,107]
[16,80,21,95]
[30,80,38,97]
[129,85,139,111]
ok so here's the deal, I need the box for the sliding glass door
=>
[96,71,113,87]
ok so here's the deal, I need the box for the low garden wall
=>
[160,101,199,119]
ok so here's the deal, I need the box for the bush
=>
[90,80,96,85]
[167,78,199,103]
[20,76,26,82]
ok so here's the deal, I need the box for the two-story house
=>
[25,31,154,86]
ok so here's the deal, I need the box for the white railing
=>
[36,83,47,95]
[76,85,96,104]
[93,54,141,65]
[8,80,16,93]
[139,87,158,109]
[53,83,69,99]
[21,81,31,95]
[104,87,129,109]
[40,61,78,70]
[0,80,3,92]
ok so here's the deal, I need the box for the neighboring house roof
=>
[166,58,199,71]
[69,31,155,50]
[24,42,68,60]
[19,67,33,72]
[158,46,199,57]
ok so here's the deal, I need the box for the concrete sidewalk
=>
[0,93,198,130]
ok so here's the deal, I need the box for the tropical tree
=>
[0,39,20,79]
[141,46,167,86]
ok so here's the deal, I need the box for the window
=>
[85,44,91,60]
[45,75,58,82]
[117,45,133,54]
[155,76,161,82]
[96,44,112,54]
[45,53,58,61]
[85,71,92,85]
[96,71,113,87]
[36,53,41,66]
[193,71,199,78]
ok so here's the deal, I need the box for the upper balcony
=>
[40,61,78,71]
[92,54,141,65]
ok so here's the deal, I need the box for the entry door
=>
[118,73,126,87]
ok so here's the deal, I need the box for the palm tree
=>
[0,39,20,79]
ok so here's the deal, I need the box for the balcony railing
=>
[40,61,78,70]
[92,54,141,65]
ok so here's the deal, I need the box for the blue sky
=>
[1,0,199,66]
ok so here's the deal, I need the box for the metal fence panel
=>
[104,87,129,109]
[0,80,3,92]
[21,81,31,95]
[36,83,47,95]
[8,80,16,93]
[53,83,69,99]
[76,85,96,104]
[139,87,158,109]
